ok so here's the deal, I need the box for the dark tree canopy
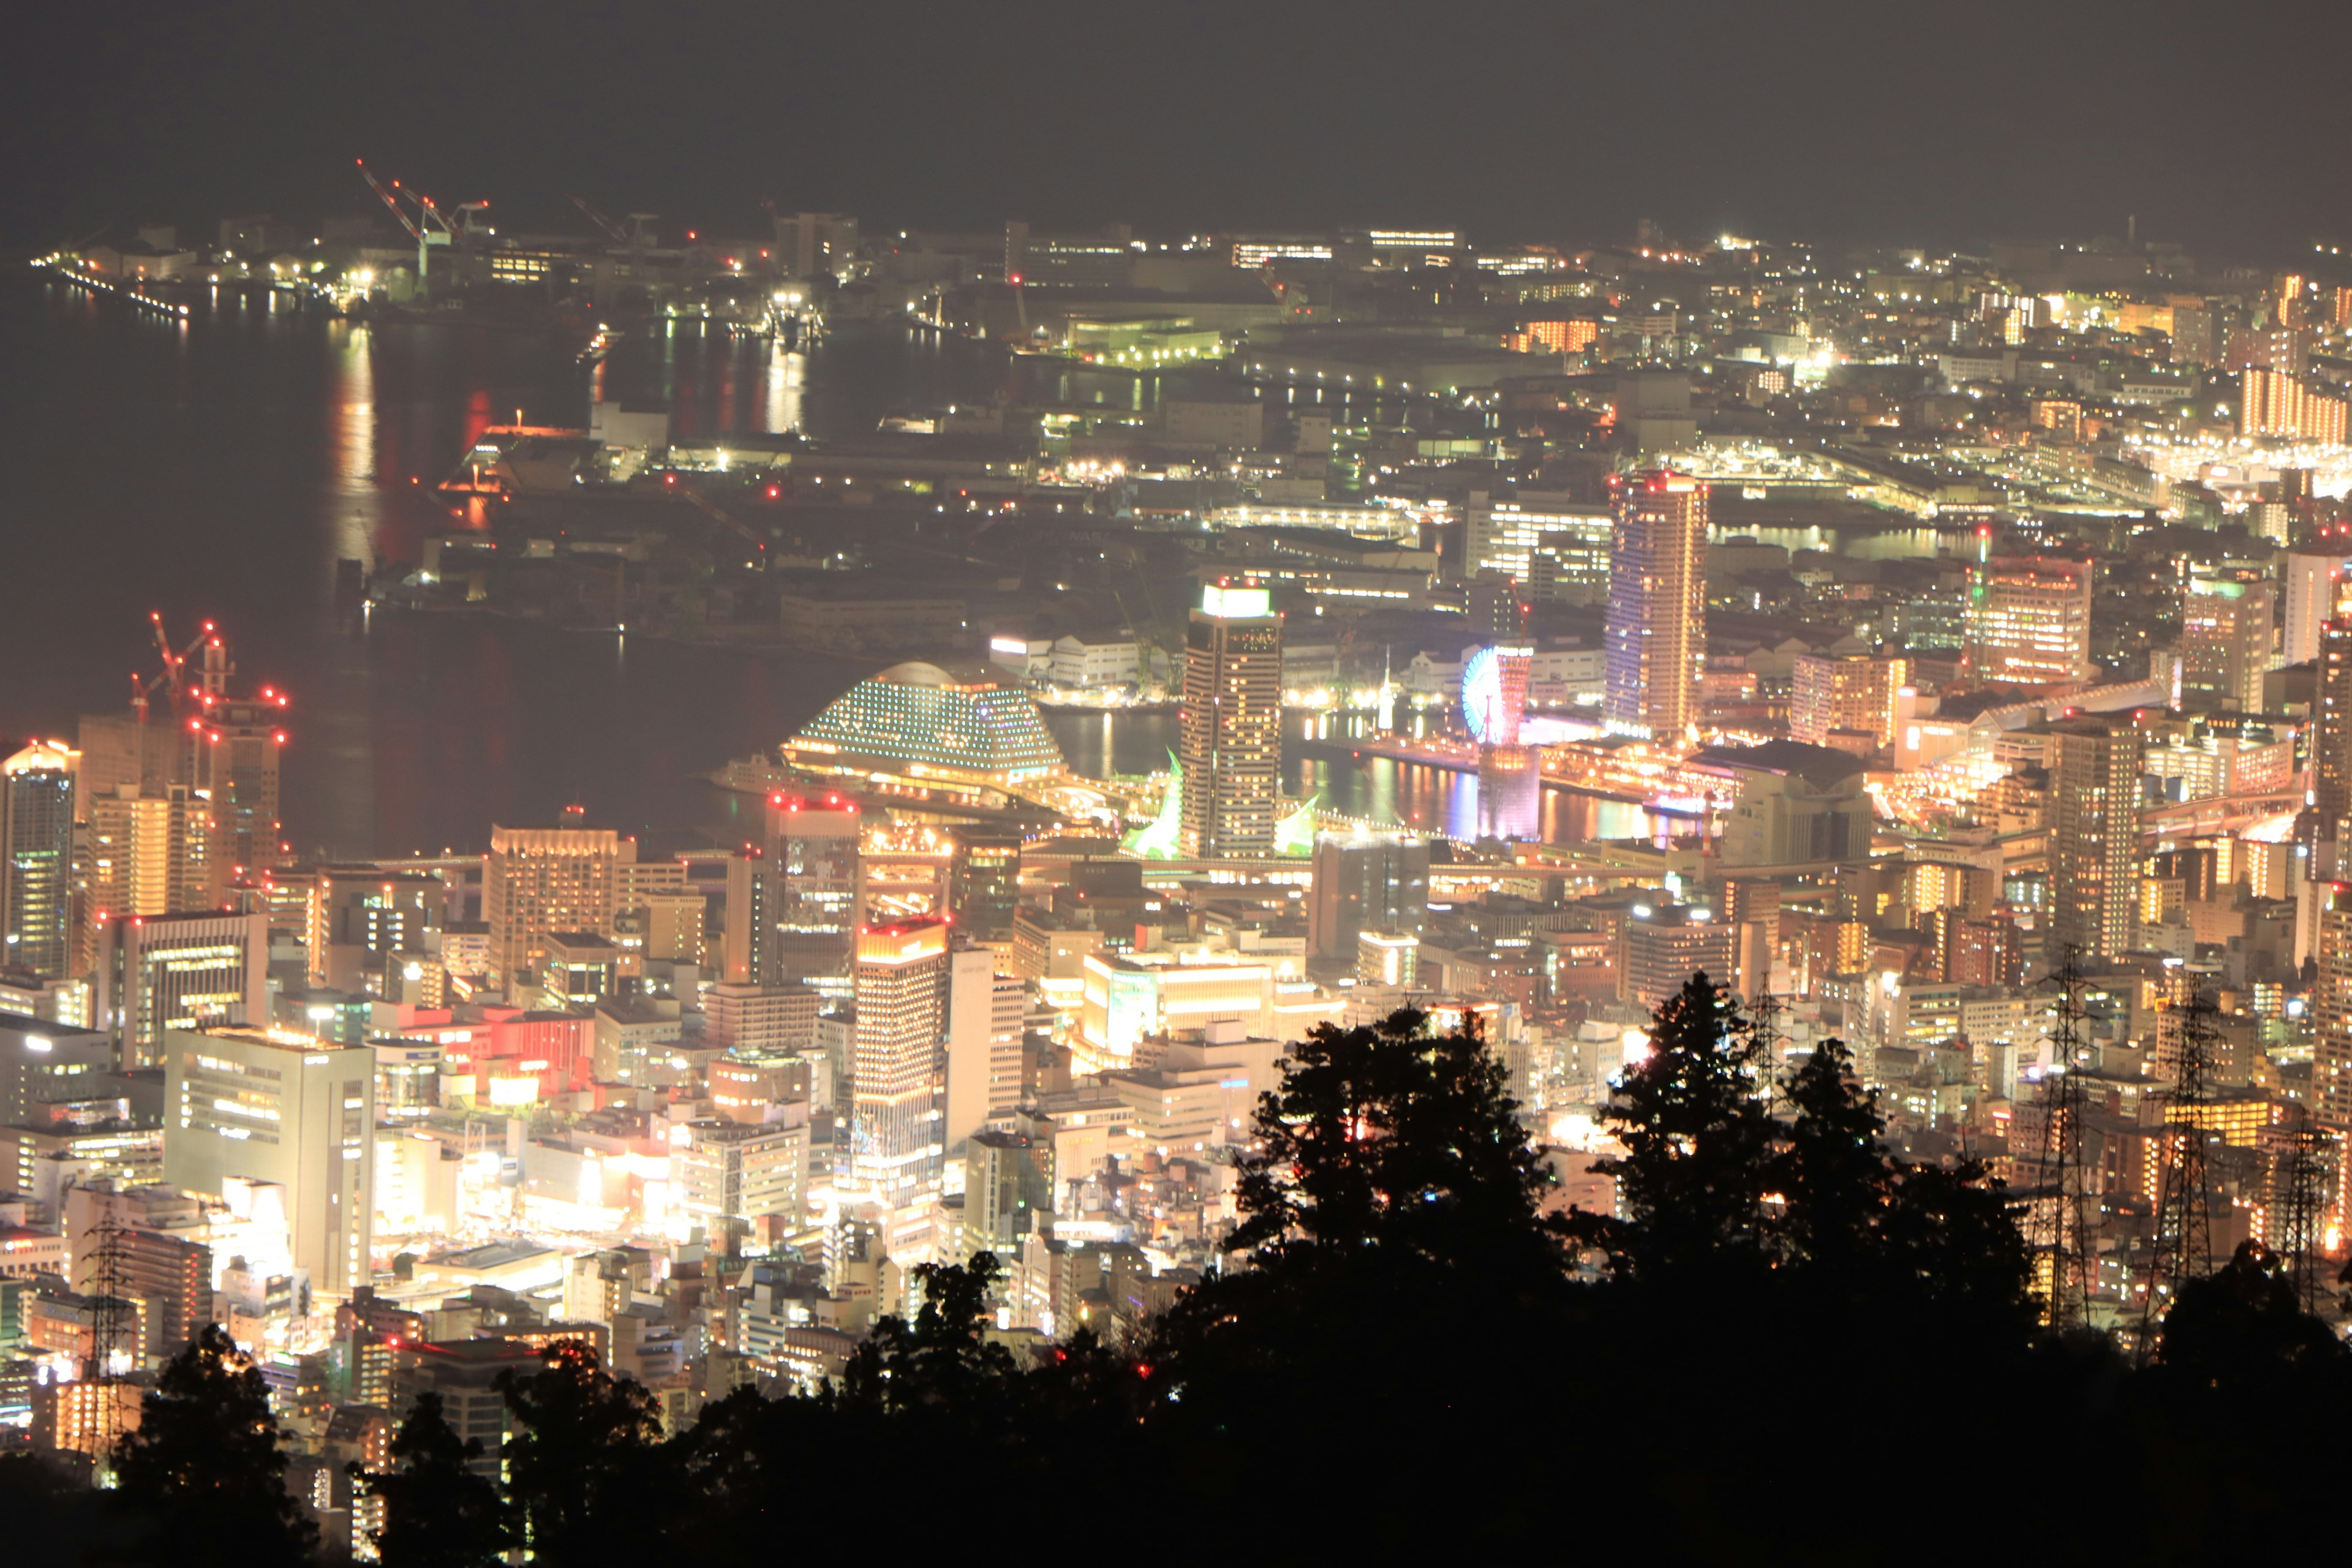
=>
[111,1323,315,1568]
[356,1390,507,1568]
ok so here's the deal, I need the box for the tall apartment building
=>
[2241,366,2348,443]
[2180,573,2274,712]
[2047,715,2144,963]
[85,783,222,930]
[1622,902,1736,1010]
[1789,654,1906,748]
[1602,471,1707,744]
[1178,582,1283,858]
[97,910,268,1069]
[1,741,77,980]
[1964,556,2094,684]
[161,1025,375,1294]
[2315,884,2352,1140]
[2282,545,2351,669]
[2315,616,2352,855]
[483,826,630,992]
[851,918,951,1212]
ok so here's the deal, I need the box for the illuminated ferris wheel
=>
[1461,644,1532,747]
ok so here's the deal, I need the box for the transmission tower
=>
[2143,976,2218,1349]
[83,1212,134,1464]
[2031,951,2096,1332]
[2278,1104,2331,1316]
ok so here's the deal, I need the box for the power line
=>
[2142,973,2218,1354]
[2031,949,2095,1333]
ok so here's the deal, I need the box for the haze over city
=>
[5,1,2352,1560]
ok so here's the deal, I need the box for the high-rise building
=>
[483,826,630,992]
[84,783,222,935]
[2314,885,2352,1135]
[1789,655,1907,748]
[1308,834,1431,960]
[943,948,1023,1152]
[2315,615,2352,854]
[1602,470,1707,744]
[965,1128,1053,1257]
[1622,903,1735,1010]
[160,1025,375,1294]
[2179,573,2275,713]
[2047,715,2144,962]
[2241,366,2348,443]
[764,794,861,997]
[2283,545,2351,669]
[704,982,820,1055]
[673,1117,808,1231]
[97,910,268,1069]
[0,1011,113,1125]
[1178,581,1283,857]
[1,742,77,981]
[851,918,951,1211]
[1964,557,2095,685]
[946,826,1022,942]
[186,696,286,875]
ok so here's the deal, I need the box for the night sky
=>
[6,0,2346,260]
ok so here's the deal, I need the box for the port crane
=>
[571,195,631,245]
[356,159,446,292]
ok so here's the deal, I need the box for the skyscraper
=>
[2179,573,2274,713]
[763,794,861,998]
[1307,833,1431,961]
[2282,544,2351,669]
[2314,615,2352,859]
[946,826,1022,942]
[943,946,1023,1152]
[851,917,951,1212]
[1965,557,2094,684]
[1,741,77,980]
[2048,715,2144,962]
[1179,581,1283,857]
[83,783,224,965]
[483,826,630,992]
[1602,470,1706,744]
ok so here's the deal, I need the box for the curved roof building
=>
[783,663,1066,793]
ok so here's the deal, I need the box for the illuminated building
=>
[851,918,951,1211]
[1077,953,1272,1073]
[97,910,266,1069]
[484,826,630,992]
[1357,930,1420,987]
[783,665,1065,799]
[309,870,443,994]
[1789,654,1906,748]
[966,1128,1053,1256]
[1602,472,1707,744]
[704,982,820,1055]
[2047,715,2143,962]
[2180,573,2274,713]
[160,1025,375,1294]
[1476,745,1543,842]
[1697,742,1874,867]
[541,932,620,1009]
[0,1012,111,1125]
[1964,557,2094,685]
[1,742,75,981]
[947,826,1023,941]
[1623,903,1734,1011]
[1465,495,1611,586]
[1179,583,1284,857]
[1308,834,1431,960]
[85,782,222,940]
[1462,646,1534,747]
[763,794,861,997]
[674,1117,808,1229]
[943,948,1023,1151]
[2281,544,2351,668]
[2315,886,2352,1136]
[2316,617,2352,855]
[2241,366,2348,443]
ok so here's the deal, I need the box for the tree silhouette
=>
[355,1390,507,1568]
[1572,971,1775,1280]
[835,1251,1020,1418]
[496,1340,675,1567]
[111,1323,315,1568]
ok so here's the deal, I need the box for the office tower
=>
[2180,573,2275,712]
[2,741,77,980]
[947,826,1023,941]
[98,910,267,1069]
[1178,581,1283,858]
[1308,834,1431,960]
[483,826,629,992]
[851,918,951,1211]
[160,1025,374,1294]
[1621,903,1735,1011]
[310,870,443,992]
[1789,654,1907,747]
[2283,545,2351,668]
[85,783,222,930]
[943,948,1023,1152]
[186,699,285,875]
[704,982,820,1055]
[673,1117,808,1231]
[1602,470,1707,744]
[1464,494,1611,587]
[2048,715,2144,962]
[764,794,861,997]
[1963,557,2095,684]
[0,1012,113,1125]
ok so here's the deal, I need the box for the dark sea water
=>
[0,275,1015,858]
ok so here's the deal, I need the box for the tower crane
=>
[571,195,631,246]
[129,612,214,782]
